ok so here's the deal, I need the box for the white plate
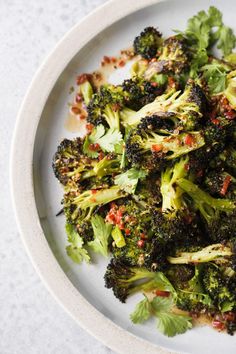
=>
[11,0,236,353]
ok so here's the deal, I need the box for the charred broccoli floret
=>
[87,85,124,129]
[104,258,157,302]
[53,138,121,186]
[121,80,207,129]
[168,243,233,265]
[133,26,162,59]
[204,170,236,199]
[122,76,164,110]
[108,200,153,267]
[126,118,205,169]
[176,178,236,242]
[157,35,190,74]
[202,265,236,311]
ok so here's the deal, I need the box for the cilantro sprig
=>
[130,295,192,337]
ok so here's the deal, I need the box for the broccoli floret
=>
[224,70,236,110]
[219,146,236,173]
[87,85,124,129]
[133,27,162,59]
[157,35,190,74]
[122,76,164,110]
[151,158,204,246]
[52,138,121,186]
[202,265,236,311]
[104,258,157,302]
[52,138,97,185]
[79,80,94,105]
[121,80,207,129]
[204,170,236,199]
[176,178,236,242]
[168,243,233,265]
[109,200,153,266]
[126,119,205,169]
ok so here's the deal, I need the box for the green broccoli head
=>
[104,258,156,302]
[176,178,236,242]
[87,84,124,129]
[52,138,97,186]
[157,35,190,74]
[121,76,164,110]
[125,117,205,170]
[202,265,236,311]
[133,26,162,59]
[121,80,208,130]
[108,200,153,267]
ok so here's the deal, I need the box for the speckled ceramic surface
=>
[11,0,236,353]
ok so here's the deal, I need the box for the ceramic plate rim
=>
[10,1,173,353]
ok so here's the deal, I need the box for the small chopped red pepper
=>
[155,290,170,297]
[220,175,231,196]
[86,123,94,132]
[151,144,163,152]
[212,320,225,331]
[185,134,195,146]
[137,240,145,248]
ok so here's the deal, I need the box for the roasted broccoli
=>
[126,117,205,169]
[121,80,207,129]
[104,258,157,302]
[133,26,162,59]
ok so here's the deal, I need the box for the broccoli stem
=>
[72,186,126,209]
[168,244,233,264]
[177,178,235,223]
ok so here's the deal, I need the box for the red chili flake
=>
[71,106,81,115]
[212,320,225,331]
[209,109,217,120]
[112,103,121,112]
[140,233,147,240]
[211,118,220,125]
[223,312,236,322]
[86,123,94,132]
[111,57,117,63]
[151,81,158,87]
[76,73,92,85]
[185,134,195,146]
[225,110,236,120]
[137,240,145,248]
[89,143,100,151]
[80,114,86,120]
[91,189,98,194]
[151,144,163,152]
[118,59,125,67]
[184,214,193,224]
[119,222,125,230]
[125,229,131,235]
[98,152,105,161]
[75,94,83,103]
[155,290,170,297]
[103,55,111,64]
[184,163,190,171]
[197,169,203,177]
[90,197,97,203]
[220,175,232,196]
[168,76,176,88]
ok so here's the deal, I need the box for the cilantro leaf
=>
[88,215,112,257]
[216,26,236,56]
[202,62,227,94]
[157,312,192,337]
[65,223,90,264]
[98,128,122,152]
[151,297,192,337]
[151,296,172,313]
[130,296,152,324]
[83,125,122,155]
[141,272,176,295]
[114,168,147,194]
[66,245,90,264]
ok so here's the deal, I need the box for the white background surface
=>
[0,1,116,353]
